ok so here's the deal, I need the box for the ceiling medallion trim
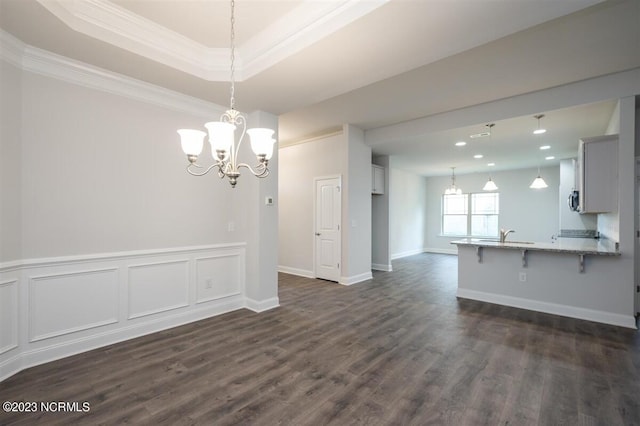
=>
[36,0,389,82]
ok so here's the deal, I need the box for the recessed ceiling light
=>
[455,141,467,146]
[539,145,551,150]
[474,154,483,159]
[534,129,547,135]
[487,163,495,166]
[545,156,555,160]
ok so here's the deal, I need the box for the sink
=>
[478,239,534,244]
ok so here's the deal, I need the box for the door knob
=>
[315,232,321,236]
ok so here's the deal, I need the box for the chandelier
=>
[444,167,462,195]
[177,0,276,188]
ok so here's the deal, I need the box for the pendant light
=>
[530,116,548,189]
[444,167,462,195]
[483,177,498,191]
[177,0,276,188]
[530,167,548,189]
[533,114,546,134]
[482,123,498,191]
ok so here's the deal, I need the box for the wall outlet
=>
[519,272,527,282]
[205,278,213,289]
[228,221,235,232]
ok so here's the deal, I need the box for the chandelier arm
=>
[237,162,269,178]
[232,114,246,166]
[186,163,223,177]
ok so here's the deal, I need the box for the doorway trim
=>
[635,157,639,316]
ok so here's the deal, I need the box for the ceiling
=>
[379,100,618,176]
[1,0,637,176]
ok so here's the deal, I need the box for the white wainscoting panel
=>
[196,253,242,304]
[29,269,119,342]
[128,260,189,319]
[0,243,247,383]
[0,280,18,355]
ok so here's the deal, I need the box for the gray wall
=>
[389,166,427,259]
[0,59,21,262]
[372,155,390,270]
[244,110,280,304]
[278,131,346,276]
[424,166,561,253]
[18,72,244,258]
[0,54,279,308]
[278,125,373,284]
[345,124,372,281]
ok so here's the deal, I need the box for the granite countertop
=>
[451,237,620,256]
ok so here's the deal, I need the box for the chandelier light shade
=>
[177,0,276,188]
[483,177,498,191]
[444,167,462,195]
[204,121,235,161]
[444,186,462,195]
[177,129,206,160]
[247,128,276,159]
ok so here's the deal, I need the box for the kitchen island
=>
[451,238,635,328]
[453,237,619,272]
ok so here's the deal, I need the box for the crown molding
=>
[35,0,388,81]
[1,29,225,119]
[239,0,388,79]
[0,30,25,69]
[36,0,229,81]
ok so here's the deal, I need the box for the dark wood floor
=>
[1,253,639,425]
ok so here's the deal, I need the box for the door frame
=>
[635,157,639,315]
[313,175,342,281]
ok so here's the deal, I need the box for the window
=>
[442,194,468,236]
[442,193,499,237]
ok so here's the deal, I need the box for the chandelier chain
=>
[229,0,236,111]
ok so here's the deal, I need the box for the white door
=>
[315,177,341,282]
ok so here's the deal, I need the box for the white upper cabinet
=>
[578,134,618,214]
[372,165,385,195]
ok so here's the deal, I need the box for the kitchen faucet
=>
[500,229,515,243]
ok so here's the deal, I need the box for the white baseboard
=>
[423,248,458,255]
[390,248,424,260]
[277,265,314,278]
[456,288,637,329]
[390,248,458,258]
[339,271,373,286]
[245,297,280,313]
[371,263,392,272]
